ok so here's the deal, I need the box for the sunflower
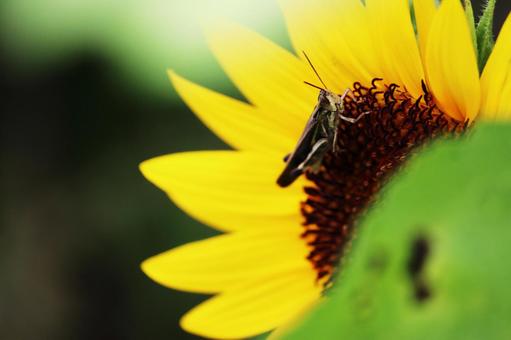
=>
[140,0,510,338]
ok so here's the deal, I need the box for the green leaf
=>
[284,123,511,340]
[464,0,477,53]
[476,0,497,71]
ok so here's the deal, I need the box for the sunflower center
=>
[301,79,467,284]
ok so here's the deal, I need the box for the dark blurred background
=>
[0,1,509,339]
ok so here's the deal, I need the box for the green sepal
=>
[464,0,477,54]
[476,0,496,72]
[409,0,418,35]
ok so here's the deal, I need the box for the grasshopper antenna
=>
[303,51,329,90]
[303,81,326,91]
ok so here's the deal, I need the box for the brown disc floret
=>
[301,79,468,283]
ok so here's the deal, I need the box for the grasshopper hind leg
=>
[299,138,330,174]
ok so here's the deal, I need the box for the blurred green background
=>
[0,1,509,339]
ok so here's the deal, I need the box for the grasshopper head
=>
[317,90,342,112]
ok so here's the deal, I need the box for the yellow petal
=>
[142,227,310,294]
[140,151,305,232]
[413,0,437,59]
[278,0,381,91]
[169,71,296,153]
[424,0,480,121]
[180,268,321,339]
[205,20,316,131]
[365,0,425,98]
[480,14,511,120]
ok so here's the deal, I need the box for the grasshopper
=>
[276,53,368,188]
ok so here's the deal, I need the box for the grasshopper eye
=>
[283,154,291,163]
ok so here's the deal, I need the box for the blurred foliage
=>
[285,123,511,339]
[1,52,222,339]
[0,0,290,99]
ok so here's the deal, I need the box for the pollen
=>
[301,79,468,283]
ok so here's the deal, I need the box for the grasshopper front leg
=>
[338,111,370,124]
[337,89,370,123]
